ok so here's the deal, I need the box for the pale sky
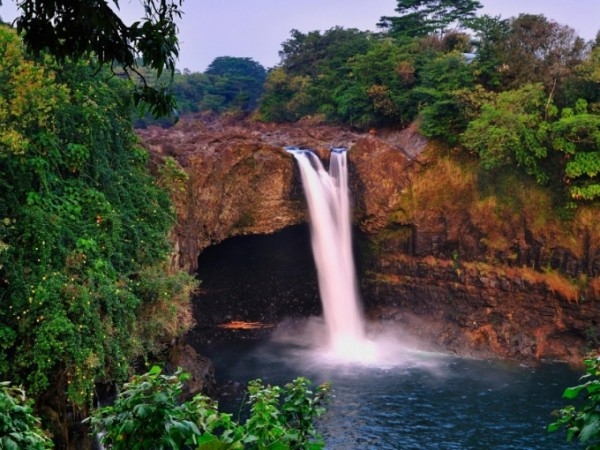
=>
[1,1,599,72]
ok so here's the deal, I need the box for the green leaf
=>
[563,385,586,399]
[580,419,600,442]
[547,422,561,432]
[148,365,162,376]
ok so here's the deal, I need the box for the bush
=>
[88,366,332,450]
[549,356,600,449]
[0,382,53,449]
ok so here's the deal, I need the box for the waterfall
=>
[286,147,370,359]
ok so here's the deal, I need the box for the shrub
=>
[0,382,53,449]
[549,356,600,449]
[88,366,332,450]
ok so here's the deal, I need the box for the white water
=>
[288,147,373,361]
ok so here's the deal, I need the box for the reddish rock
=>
[138,116,600,365]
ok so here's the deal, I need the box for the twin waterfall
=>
[286,147,370,359]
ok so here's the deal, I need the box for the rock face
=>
[139,117,418,270]
[363,255,598,365]
[138,116,600,364]
[139,119,366,271]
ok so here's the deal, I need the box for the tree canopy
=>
[252,7,600,201]
[3,0,184,117]
[378,0,483,38]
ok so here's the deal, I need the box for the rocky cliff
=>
[138,116,600,365]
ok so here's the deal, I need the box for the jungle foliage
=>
[549,356,600,449]
[0,24,196,444]
[0,382,53,449]
[247,3,600,202]
[88,366,331,450]
[7,0,184,117]
[136,56,267,127]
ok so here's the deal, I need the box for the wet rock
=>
[168,343,217,398]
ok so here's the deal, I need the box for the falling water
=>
[286,147,372,360]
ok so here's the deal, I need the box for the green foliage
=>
[259,27,381,125]
[551,100,600,200]
[472,13,587,97]
[0,382,53,449]
[378,0,483,38]
[467,14,511,89]
[259,29,421,128]
[136,57,267,126]
[13,0,183,117]
[460,84,555,183]
[415,52,476,144]
[89,366,332,450]
[0,26,196,419]
[88,367,208,450]
[549,357,600,449]
[337,38,419,128]
[202,57,267,113]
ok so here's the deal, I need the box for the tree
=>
[481,14,588,98]
[4,0,183,117]
[204,57,267,113]
[468,14,512,89]
[260,27,375,123]
[0,25,196,446]
[336,38,419,127]
[378,0,482,38]
[414,51,476,144]
[279,27,372,78]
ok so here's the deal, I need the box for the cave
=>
[187,224,324,344]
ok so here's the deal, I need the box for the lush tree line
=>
[0,24,197,446]
[253,1,600,203]
[136,56,267,127]
[162,0,600,203]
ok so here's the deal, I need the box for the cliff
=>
[138,116,600,364]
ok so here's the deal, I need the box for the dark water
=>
[200,320,582,450]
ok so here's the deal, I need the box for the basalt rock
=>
[362,255,599,365]
[167,342,217,398]
[138,117,418,271]
[138,116,600,364]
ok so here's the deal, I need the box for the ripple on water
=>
[202,319,580,450]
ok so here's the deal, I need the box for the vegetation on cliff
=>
[257,5,599,204]
[0,24,196,445]
[163,1,600,205]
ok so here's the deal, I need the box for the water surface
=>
[201,321,582,450]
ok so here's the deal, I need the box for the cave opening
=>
[187,224,323,343]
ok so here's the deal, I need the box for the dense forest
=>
[1,0,600,448]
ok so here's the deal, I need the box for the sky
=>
[1,0,599,72]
